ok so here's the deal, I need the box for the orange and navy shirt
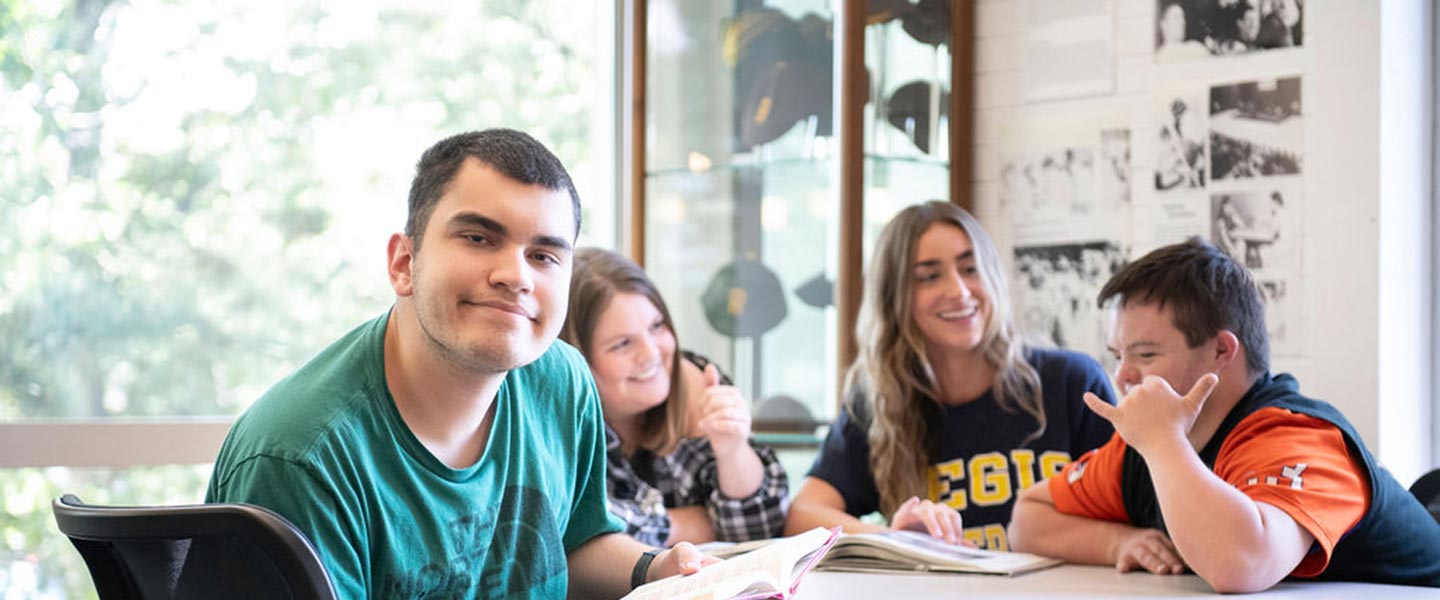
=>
[1051,406,1368,577]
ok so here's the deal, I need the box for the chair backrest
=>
[1413,469,1440,524]
[53,494,338,600]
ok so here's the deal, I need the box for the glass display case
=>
[861,0,955,258]
[633,0,969,433]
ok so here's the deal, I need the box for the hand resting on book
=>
[889,496,973,547]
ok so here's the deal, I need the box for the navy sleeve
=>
[1029,347,1116,458]
[1067,352,1117,456]
[805,408,882,517]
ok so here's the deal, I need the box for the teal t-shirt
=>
[206,312,624,599]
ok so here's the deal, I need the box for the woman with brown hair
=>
[784,201,1114,550]
[561,247,789,547]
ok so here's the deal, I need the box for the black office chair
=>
[53,494,337,600]
[1413,469,1440,524]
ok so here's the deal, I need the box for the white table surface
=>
[791,564,1440,599]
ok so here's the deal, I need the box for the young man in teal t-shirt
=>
[208,129,710,599]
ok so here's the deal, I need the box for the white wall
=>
[971,0,1434,483]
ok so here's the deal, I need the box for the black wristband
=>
[631,548,662,590]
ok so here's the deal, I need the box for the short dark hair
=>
[1097,237,1269,375]
[405,129,581,246]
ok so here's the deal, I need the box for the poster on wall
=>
[1000,146,1098,240]
[1137,77,1304,355]
[1133,191,1209,252]
[999,108,1131,359]
[1208,75,1303,355]
[1135,85,1212,252]
[1154,88,1208,192]
[1209,179,1302,356]
[1013,241,1127,367]
[1154,0,1304,63]
[1098,128,1133,209]
[1000,108,1131,243]
[1210,188,1292,271]
[1254,277,1296,356]
[1209,76,1302,182]
[1023,0,1115,101]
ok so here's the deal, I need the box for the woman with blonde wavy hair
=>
[785,201,1114,550]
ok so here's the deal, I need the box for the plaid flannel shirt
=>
[604,426,790,547]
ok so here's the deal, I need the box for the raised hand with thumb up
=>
[681,358,765,500]
[695,363,753,456]
[1084,372,1219,456]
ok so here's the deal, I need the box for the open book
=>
[816,530,1060,575]
[620,527,840,600]
[701,529,1059,577]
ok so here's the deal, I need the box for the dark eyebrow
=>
[533,233,573,254]
[1124,341,1161,353]
[447,212,572,254]
[448,212,507,237]
[1107,340,1159,355]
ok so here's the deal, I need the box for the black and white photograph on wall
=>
[1210,189,1290,270]
[1098,128,1132,208]
[1000,147,1096,216]
[1256,278,1293,351]
[1013,241,1127,367]
[1196,184,1300,356]
[998,158,1037,213]
[1209,76,1302,181]
[1154,91,1206,191]
[998,107,1131,244]
[1154,0,1304,62]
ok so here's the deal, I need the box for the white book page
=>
[622,528,835,600]
[827,531,1059,574]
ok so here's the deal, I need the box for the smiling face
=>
[910,223,992,358]
[1106,300,1217,397]
[586,291,677,420]
[393,157,575,374]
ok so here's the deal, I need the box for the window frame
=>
[0,420,232,468]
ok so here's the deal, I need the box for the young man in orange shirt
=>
[1009,238,1440,592]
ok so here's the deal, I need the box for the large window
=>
[0,0,616,595]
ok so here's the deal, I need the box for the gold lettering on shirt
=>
[1039,451,1071,479]
[931,460,967,509]
[968,452,1010,506]
[928,450,1075,514]
[1011,449,1037,490]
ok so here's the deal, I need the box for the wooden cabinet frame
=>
[625,0,975,407]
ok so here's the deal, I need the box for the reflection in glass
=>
[643,1,953,429]
[646,1,838,429]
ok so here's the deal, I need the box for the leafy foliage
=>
[1,0,600,419]
[0,0,605,595]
